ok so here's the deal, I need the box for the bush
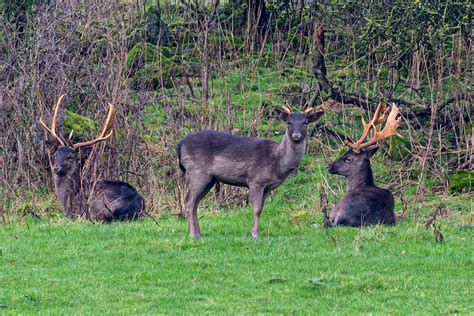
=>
[448,170,473,194]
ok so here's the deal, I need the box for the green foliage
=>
[388,136,411,161]
[127,43,177,69]
[449,170,473,194]
[127,42,180,89]
[1,0,42,22]
[337,1,471,61]
[131,61,180,89]
[127,42,157,68]
[208,31,245,50]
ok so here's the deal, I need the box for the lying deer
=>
[326,99,401,227]
[177,105,324,238]
[40,95,145,221]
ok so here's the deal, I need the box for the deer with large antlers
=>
[326,99,400,227]
[40,95,145,221]
[177,105,324,238]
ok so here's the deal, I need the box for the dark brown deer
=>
[40,95,145,221]
[326,100,401,227]
[177,105,324,238]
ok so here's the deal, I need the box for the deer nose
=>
[292,132,302,140]
[326,164,335,173]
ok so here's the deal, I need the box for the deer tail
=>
[176,142,186,178]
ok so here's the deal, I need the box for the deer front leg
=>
[249,185,266,239]
[185,189,200,238]
[185,174,215,238]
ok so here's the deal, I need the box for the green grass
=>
[1,200,472,314]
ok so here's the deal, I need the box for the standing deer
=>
[326,100,401,227]
[177,105,324,238]
[40,95,145,221]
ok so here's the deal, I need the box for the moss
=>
[448,170,473,194]
[131,61,180,89]
[127,42,181,89]
[207,33,244,50]
[169,25,196,46]
[228,34,244,49]
[62,110,97,138]
[160,47,179,61]
[127,43,178,68]
[127,42,157,69]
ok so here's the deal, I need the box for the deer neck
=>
[53,171,82,216]
[275,133,306,175]
[346,162,375,191]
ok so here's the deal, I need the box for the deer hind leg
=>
[249,185,267,239]
[185,173,216,238]
[90,196,114,222]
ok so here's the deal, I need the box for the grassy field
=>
[1,196,472,314]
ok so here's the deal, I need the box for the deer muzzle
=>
[326,163,336,174]
[291,132,302,141]
[53,166,66,175]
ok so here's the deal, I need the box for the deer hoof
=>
[250,231,259,240]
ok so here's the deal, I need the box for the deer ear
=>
[306,110,324,123]
[274,108,289,122]
[362,145,379,158]
[77,146,93,161]
[44,140,58,156]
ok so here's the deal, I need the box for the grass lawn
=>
[1,201,473,314]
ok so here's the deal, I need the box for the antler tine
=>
[72,103,116,149]
[281,104,292,114]
[344,99,388,152]
[51,95,65,138]
[39,95,66,146]
[373,99,389,125]
[99,103,116,137]
[66,130,74,146]
[346,104,402,152]
[304,107,315,114]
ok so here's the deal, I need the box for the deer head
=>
[274,104,324,142]
[40,95,116,177]
[327,99,402,179]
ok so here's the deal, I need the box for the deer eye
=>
[344,157,352,162]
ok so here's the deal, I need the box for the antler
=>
[281,102,320,115]
[345,99,402,152]
[39,94,66,146]
[72,103,116,149]
[303,106,314,114]
[282,104,292,114]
